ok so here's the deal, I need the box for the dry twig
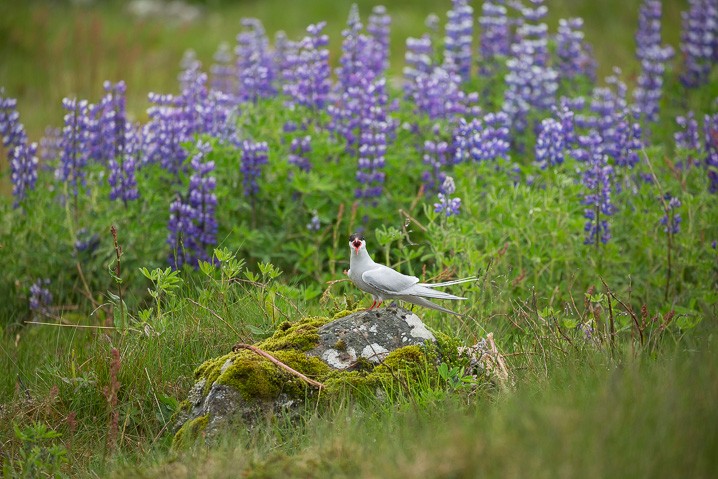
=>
[231,343,325,390]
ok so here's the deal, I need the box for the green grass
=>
[1,261,715,476]
[96,339,718,478]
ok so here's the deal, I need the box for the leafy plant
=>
[139,267,183,326]
[3,423,68,479]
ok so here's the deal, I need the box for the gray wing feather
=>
[362,266,419,294]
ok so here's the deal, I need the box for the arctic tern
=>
[346,233,475,316]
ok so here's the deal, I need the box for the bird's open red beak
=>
[352,241,361,255]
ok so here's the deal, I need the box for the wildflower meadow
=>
[0,0,717,477]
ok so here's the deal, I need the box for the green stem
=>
[665,211,673,302]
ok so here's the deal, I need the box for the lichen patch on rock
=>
[360,343,390,363]
[404,312,436,340]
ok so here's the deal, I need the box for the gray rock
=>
[307,306,436,369]
[173,306,438,444]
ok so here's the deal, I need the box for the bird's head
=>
[349,233,365,256]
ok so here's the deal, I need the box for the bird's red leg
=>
[376,300,383,309]
[367,300,377,310]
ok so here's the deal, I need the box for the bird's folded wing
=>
[362,265,419,294]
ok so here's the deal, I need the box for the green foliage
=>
[437,362,473,392]
[139,266,183,327]
[3,423,68,479]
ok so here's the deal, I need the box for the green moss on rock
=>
[216,350,332,401]
[172,414,209,449]
[192,319,467,403]
[257,316,333,352]
[430,329,464,365]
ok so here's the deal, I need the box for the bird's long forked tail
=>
[400,295,464,316]
[410,285,466,301]
[419,276,479,289]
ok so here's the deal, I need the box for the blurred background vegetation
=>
[0,0,688,141]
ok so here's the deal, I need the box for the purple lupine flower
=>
[167,197,199,270]
[142,93,189,173]
[10,142,39,205]
[444,0,474,82]
[108,122,140,203]
[167,141,217,269]
[74,227,100,254]
[579,131,615,245]
[589,70,642,168]
[561,95,591,130]
[705,113,718,193]
[143,52,211,171]
[556,18,596,82]
[289,135,312,172]
[336,5,373,87]
[478,0,510,75]
[675,112,701,151]
[283,22,331,111]
[422,139,450,193]
[355,98,391,200]
[236,18,276,102]
[679,0,718,88]
[144,57,236,173]
[515,0,550,66]
[274,31,297,97]
[184,56,236,138]
[29,279,52,316]
[188,141,217,257]
[612,110,643,169]
[660,195,682,234]
[89,81,139,203]
[306,210,321,232]
[91,81,128,164]
[535,118,565,169]
[579,321,594,340]
[330,75,393,156]
[434,176,462,217]
[240,140,269,197]
[210,42,237,98]
[635,0,662,60]
[454,112,511,163]
[633,44,673,122]
[329,6,382,152]
[57,98,91,196]
[204,90,239,143]
[554,100,578,149]
[283,121,299,133]
[1,92,39,205]
[633,0,674,123]
[403,35,435,98]
[367,5,391,78]
[178,53,210,134]
[0,93,26,150]
[80,101,104,164]
[503,1,558,134]
[412,65,468,122]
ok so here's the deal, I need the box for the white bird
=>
[346,233,476,316]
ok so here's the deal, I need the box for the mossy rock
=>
[172,306,469,447]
